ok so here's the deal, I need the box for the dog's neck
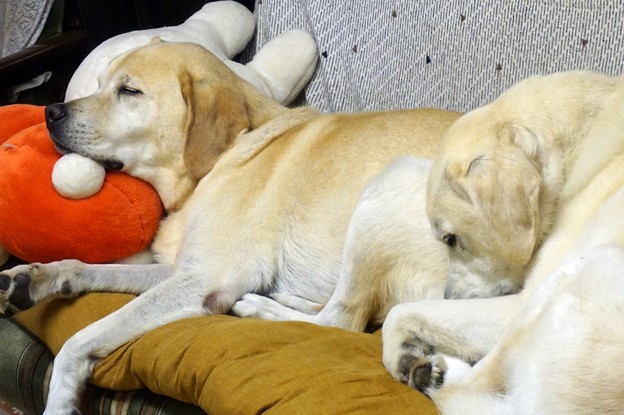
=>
[240,81,289,128]
[133,165,196,212]
[559,80,624,201]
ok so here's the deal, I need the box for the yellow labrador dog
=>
[383,72,624,414]
[0,41,461,414]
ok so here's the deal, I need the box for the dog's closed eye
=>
[118,86,142,96]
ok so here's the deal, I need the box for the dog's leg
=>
[0,261,173,317]
[419,256,598,414]
[233,157,447,331]
[382,294,522,389]
[40,270,243,415]
[390,259,582,395]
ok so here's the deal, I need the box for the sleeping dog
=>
[383,71,624,414]
[0,41,462,414]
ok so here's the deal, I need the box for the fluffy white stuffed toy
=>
[54,0,317,200]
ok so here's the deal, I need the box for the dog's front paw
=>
[0,260,81,318]
[382,304,448,394]
[399,352,447,393]
[384,333,447,392]
[0,264,37,317]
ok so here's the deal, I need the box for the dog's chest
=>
[153,171,349,304]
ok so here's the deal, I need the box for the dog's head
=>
[427,106,542,299]
[45,40,281,209]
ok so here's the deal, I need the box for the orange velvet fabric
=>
[0,104,164,263]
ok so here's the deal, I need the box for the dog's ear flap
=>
[498,123,540,160]
[489,167,541,265]
[180,71,250,178]
[452,148,541,266]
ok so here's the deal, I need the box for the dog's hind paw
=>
[232,293,317,323]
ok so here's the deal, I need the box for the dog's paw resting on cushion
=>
[0,104,163,264]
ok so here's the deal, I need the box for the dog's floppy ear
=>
[450,145,541,266]
[180,71,250,178]
[498,122,540,161]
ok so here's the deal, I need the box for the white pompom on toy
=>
[52,153,106,199]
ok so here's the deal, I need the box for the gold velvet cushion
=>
[15,294,437,414]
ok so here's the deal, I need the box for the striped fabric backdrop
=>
[247,0,624,113]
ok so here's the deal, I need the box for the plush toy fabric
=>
[52,153,106,199]
[65,1,256,101]
[65,1,317,104]
[0,104,163,264]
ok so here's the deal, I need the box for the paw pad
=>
[0,273,10,291]
[9,273,34,310]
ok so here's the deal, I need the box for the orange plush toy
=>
[0,104,163,265]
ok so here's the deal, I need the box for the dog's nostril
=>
[45,104,67,123]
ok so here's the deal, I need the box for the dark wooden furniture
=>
[0,0,254,105]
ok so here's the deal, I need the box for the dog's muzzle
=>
[44,103,125,171]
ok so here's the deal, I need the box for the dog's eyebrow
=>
[466,155,484,176]
[119,74,135,86]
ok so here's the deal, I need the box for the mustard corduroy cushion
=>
[15,294,437,415]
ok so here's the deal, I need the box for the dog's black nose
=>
[45,103,67,124]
